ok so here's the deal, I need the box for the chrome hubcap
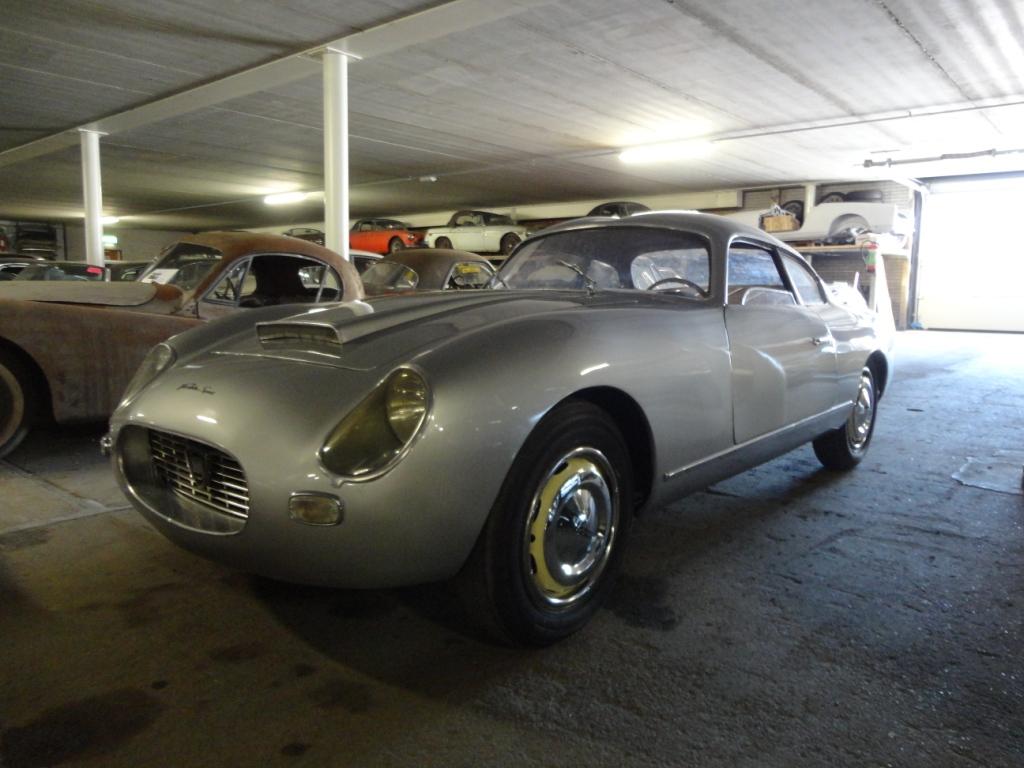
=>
[846,372,874,452]
[524,448,618,607]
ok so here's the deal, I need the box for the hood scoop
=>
[256,300,376,352]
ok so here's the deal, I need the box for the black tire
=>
[781,200,804,224]
[500,233,521,255]
[387,237,404,254]
[813,367,876,470]
[818,191,846,204]
[457,400,634,645]
[435,237,452,250]
[0,350,37,458]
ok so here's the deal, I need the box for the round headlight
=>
[385,369,427,443]
[119,343,176,406]
[320,368,430,479]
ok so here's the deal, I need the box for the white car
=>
[421,210,530,255]
[727,188,912,243]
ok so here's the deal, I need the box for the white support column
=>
[79,129,105,266]
[323,49,350,260]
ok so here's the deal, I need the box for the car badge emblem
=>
[178,382,215,395]
[185,449,210,489]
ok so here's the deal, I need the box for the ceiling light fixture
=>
[619,139,714,165]
[264,191,309,206]
[101,216,120,225]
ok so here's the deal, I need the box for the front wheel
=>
[457,400,633,645]
[0,350,37,458]
[387,237,404,254]
[813,367,876,470]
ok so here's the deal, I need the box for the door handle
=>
[811,336,824,346]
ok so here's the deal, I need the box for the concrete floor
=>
[1,331,1021,767]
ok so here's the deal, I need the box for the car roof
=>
[162,231,364,301]
[529,210,793,252]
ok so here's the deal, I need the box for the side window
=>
[728,242,792,305]
[447,261,494,289]
[318,267,342,301]
[781,253,826,305]
[205,261,249,305]
[239,254,326,307]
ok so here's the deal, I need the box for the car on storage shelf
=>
[726,188,912,245]
[107,211,890,646]
[421,210,530,255]
[586,201,651,218]
[360,248,495,296]
[349,219,423,254]
[0,231,361,457]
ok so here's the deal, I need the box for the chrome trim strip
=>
[663,402,851,480]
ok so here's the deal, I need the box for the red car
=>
[349,219,423,254]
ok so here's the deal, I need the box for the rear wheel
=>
[0,350,37,458]
[458,400,633,645]
[387,237,404,254]
[814,367,876,470]
[500,233,521,255]
[435,237,452,249]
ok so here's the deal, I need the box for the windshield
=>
[361,260,419,294]
[140,243,223,291]
[497,227,711,296]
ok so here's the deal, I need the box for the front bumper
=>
[109,412,507,590]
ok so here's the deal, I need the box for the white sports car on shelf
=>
[421,210,531,255]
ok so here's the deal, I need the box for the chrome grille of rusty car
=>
[147,430,250,519]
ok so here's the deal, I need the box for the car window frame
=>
[725,237,800,306]
[779,250,828,306]
[198,252,336,308]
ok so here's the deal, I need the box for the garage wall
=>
[64,225,190,262]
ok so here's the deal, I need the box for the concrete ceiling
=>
[1,0,1023,230]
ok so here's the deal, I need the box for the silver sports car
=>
[108,212,890,645]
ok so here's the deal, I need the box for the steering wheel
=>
[647,277,708,297]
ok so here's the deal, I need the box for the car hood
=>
[203,290,693,372]
[0,280,184,311]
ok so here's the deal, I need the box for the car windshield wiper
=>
[556,260,597,295]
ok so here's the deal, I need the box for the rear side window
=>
[728,243,786,290]
[362,260,419,292]
[447,261,494,289]
[781,253,826,305]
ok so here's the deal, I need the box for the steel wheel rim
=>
[0,364,25,448]
[524,447,619,607]
[846,371,874,452]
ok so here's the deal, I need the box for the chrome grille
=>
[148,430,249,519]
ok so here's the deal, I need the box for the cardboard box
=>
[761,213,799,233]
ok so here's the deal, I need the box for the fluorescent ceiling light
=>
[619,139,714,165]
[264,191,309,206]
[101,215,120,225]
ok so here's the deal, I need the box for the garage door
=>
[916,177,1024,332]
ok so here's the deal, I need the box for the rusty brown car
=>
[0,231,362,457]
[360,247,495,295]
